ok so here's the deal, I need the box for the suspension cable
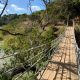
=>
[0,32,64,60]
[12,31,64,80]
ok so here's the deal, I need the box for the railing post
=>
[73,19,75,28]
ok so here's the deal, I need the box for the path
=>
[37,27,78,80]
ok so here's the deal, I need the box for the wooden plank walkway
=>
[37,27,78,80]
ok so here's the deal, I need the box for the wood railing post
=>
[73,19,75,28]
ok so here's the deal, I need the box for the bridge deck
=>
[37,27,78,80]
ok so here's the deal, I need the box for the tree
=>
[44,0,80,26]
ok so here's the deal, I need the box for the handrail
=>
[3,33,63,72]
[3,37,62,80]
[0,31,64,60]
[75,42,80,80]
[77,49,80,80]
[0,26,65,80]
[73,26,80,80]
[14,34,64,80]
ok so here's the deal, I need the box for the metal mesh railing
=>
[16,36,64,80]
[77,49,80,80]
[75,43,80,80]
[73,26,80,80]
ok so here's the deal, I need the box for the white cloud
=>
[11,4,25,11]
[0,8,2,12]
[0,4,4,8]
[7,9,10,12]
[31,6,41,12]
[0,4,4,12]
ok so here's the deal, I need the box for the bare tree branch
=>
[0,29,27,36]
[0,0,8,17]
[42,0,49,22]
[29,0,33,14]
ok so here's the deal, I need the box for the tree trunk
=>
[0,0,8,17]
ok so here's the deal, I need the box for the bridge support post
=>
[73,19,75,28]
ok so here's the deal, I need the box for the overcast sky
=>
[0,0,46,15]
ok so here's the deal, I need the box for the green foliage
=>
[0,31,4,41]
[0,74,7,80]
[2,35,19,53]
[12,71,36,80]
[75,25,80,32]
[41,26,54,42]
[0,14,19,26]
[46,0,80,23]
[0,4,65,79]
[0,17,65,74]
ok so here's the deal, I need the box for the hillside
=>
[0,10,65,80]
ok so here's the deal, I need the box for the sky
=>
[0,0,46,15]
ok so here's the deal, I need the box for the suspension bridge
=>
[37,26,79,80]
[0,26,80,80]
